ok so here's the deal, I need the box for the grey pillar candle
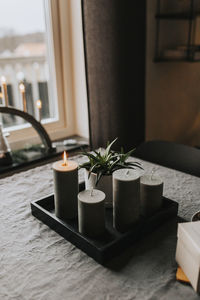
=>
[113,169,140,232]
[78,189,105,237]
[140,174,163,217]
[53,153,78,220]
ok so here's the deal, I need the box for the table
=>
[1,156,200,300]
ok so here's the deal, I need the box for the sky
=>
[0,0,45,35]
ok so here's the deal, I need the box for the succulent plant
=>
[79,138,143,185]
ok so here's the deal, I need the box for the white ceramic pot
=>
[84,169,113,207]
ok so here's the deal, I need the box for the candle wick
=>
[126,170,129,176]
[62,160,67,167]
[90,188,94,197]
[151,169,155,180]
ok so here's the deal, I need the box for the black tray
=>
[31,186,178,265]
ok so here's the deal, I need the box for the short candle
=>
[78,189,105,237]
[36,99,42,122]
[19,83,27,112]
[140,174,163,217]
[113,168,140,232]
[53,151,78,220]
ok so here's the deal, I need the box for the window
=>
[0,0,58,129]
[0,0,89,150]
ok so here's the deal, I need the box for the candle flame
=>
[19,83,25,93]
[63,151,68,166]
[1,76,6,84]
[36,99,42,109]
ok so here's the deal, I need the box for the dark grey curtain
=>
[82,0,146,151]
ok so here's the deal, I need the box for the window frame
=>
[3,0,86,150]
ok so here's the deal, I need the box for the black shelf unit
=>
[155,0,200,62]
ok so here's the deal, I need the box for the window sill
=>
[0,135,89,178]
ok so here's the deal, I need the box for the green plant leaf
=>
[79,138,143,180]
[124,162,143,169]
[90,163,100,174]
[78,162,91,170]
[105,137,118,156]
[96,170,104,185]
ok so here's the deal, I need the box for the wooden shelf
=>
[155,13,199,20]
[155,0,200,63]
[154,57,200,62]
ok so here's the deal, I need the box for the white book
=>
[177,221,200,258]
[176,239,200,292]
[176,221,200,293]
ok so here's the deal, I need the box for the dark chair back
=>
[133,140,200,177]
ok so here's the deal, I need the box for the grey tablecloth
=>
[1,156,200,300]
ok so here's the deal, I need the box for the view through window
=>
[0,0,58,129]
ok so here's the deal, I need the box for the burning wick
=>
[36,99,42,109]
[62,151,68,166]
[1,76,6,84]
[19,83,27,112]
[19,82,25,93]
[36,99,42,122]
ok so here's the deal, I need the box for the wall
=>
[146,0,200,147]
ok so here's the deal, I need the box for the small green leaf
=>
[105,138,118,156]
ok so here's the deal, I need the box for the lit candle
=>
[1,76,9,106]
[113,169,140,232]
[19,83,27,112]
[78,188,105,237]
[36,99,42,122]
[140,173,163,217]
[53,151,78,220]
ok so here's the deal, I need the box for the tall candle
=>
[1,76,9,106]
[140,174,163,217]
[78,189,105,237]
[53,151,78,220]
[113,169,140,232]
[36,99,42,122]
[19,83,27,112]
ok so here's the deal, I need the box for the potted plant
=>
[79,138,143,207]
